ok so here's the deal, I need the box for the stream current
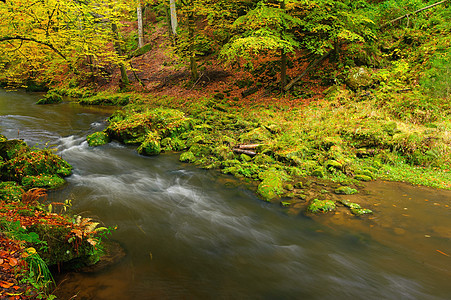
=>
[1,90,450,299]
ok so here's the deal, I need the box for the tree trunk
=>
[188,13,198,81]
[280,50,287,91]
[137,0,144,48]
[111,23,129,86]
[169,0,178,36]
[280,0,287,91]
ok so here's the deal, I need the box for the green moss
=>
[355,174,372,181]
[0,181,23,202]
[0,139,29,160]
[22,175,66,189]
[334,186,358,195]
[137,132,161,156]
[338,199,373,216]
[325,160,343,170]
[307,199,336,213]
[257,168,288,201]
[311,168,325,178]
[36,92,63,105]
[87,132,111,147]
[180,151,196,163]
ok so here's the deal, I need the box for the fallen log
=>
[233,148,257,156]
[238,144,260,150]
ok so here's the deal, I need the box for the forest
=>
[0,0,450,298]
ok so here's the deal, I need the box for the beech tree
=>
[0,0,131,86]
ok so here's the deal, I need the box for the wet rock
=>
[36,92,63,105]
[307,199,336,213]
[180,151,196,163]
[137,132,161,156]
[87,132,111,147]
[335,186,358,195]
[257,168,288,201]
[355,174,372,181]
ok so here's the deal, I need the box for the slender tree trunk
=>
[280,0,287,91]
[169,0,178,36]
[137,0,144,48]
[111,22,129,86]
[281,50,287,91]
[188,13,198,81]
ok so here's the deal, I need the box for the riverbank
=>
[44,84,450,217]
[0,135,113,298]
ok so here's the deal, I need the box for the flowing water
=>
[1,90,450,299]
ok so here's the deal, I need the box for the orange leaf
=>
[0,281,14,288]
[8,258,18,267]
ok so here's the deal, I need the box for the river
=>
[1,90,450,299]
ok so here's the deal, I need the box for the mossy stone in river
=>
[355,174,372,181]
[257,168,287,201]
[36,92,63,104]
[87,132,111,147]
[335,186,358,195]
[137,132,161,156]
[180,151,196,163]
[307,199,336,213]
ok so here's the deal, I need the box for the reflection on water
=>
[1,90,450,299]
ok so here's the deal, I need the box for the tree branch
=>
[0,36,66,59]
[381,0,449,28]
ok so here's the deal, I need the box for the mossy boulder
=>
[212,145,234,161]
[311,168,325,178]
[180,151,196,163]
[338,199,372,216]
[325,160,343,171]
[28,223,99,267]
[253,154,275,165]
[334,186,358,195]
[87,132,111,147]
[0,139,29,160]
[2,148,72,182]
[22,175,66,189]
[36,92,63,105]
[137,132,161,156]
[307,199,336,213]
[355,174,372,181]
[257,168,288,201]
[346,67,373,91]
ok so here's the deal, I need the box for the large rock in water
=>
[346,67,373,91]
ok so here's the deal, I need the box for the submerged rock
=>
[307,199,336,213]
[334,186,358,195]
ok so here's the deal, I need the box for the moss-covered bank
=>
[74,87,449,216]
[0,136,113,297]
